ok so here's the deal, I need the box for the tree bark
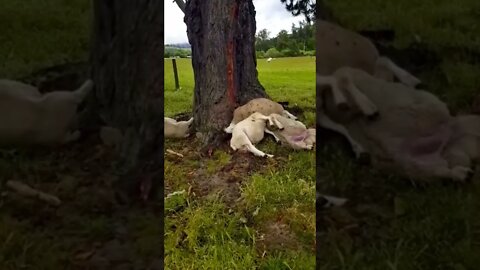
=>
[185,0,267,148]
[90,0,164,200]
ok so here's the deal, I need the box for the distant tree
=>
[265,48,282,58]
[281,48,295,57]
[255,29,272,52]
[257,29,270,40]
[256,50,266,59]
[276,30,291,51]
[164,48,174,58]
[291,20,315,51]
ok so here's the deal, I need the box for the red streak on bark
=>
[227,42,235,106]
[226,1,239,107]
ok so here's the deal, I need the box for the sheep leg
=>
[224,122,235,133]
[254,114,279,130]
[317,74,348,109]
[271,116,284,130]
[340,73,379,118]
[442,142,474,181]
[294,140,313,150]
[265,129,281,143]
[318,113,367,158]
[376,57,421,88]
[282,110,297,120]
[411,157,472,182]
[243,133,273,158]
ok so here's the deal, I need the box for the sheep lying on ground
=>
[319,67,475,182]
[229,112,280,158]
[316,19,421,88]
[224,98,297,133]
[266,113,316,150]
[0,79,42,98]
[164,117,193,138]
[0,79,93,146]
[317,72,377,159]
[316,19,423,160]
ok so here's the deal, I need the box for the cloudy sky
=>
[164,0,306,44]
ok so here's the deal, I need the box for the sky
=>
[164,0,306,44]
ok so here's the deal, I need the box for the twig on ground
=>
[6,180,62,206]
[166,190,186,199]
[166,149,184,158]
[318,194,348,208]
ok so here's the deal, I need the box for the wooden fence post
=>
[172,58,180,91]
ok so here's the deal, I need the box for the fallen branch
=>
[318,193,348,208]
[6,180,62,206]
[166,189,186,199]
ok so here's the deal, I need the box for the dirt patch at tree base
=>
[1,131,162,269]
[190,152,268,206]
[256,220,302,253]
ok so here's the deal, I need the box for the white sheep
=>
[266,113,315,150]
[316,19,422,159]
[320,67,474,182]
[316,20,421,88]
[0,79,93,147]
[164,117,193,138]
[229,112,279,158]
[224,98,297,133]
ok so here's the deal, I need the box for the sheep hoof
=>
[451,166,473,182]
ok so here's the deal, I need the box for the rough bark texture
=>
[185,0,267,147]
[90,0,164,201]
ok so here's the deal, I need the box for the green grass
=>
[326,0,480,51]
[0,0,91,78]
[165,56,316,118]
[164,56,316,269]
[319,1,480,269]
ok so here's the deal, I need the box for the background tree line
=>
[256,19,315,58]
[164,19,315,59]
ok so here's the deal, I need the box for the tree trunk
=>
[90,0,164,200]
[185,0,267,148]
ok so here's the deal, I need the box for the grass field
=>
[164,57,316,269]
[319,0,480,269]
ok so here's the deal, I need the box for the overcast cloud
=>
[164,0,306,44]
